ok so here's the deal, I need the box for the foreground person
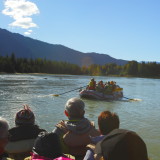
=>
[0,117,9,160]
[94,128,148,160]
[53,97,100,160]
[25,131,74,160]
[5,105,45,160]
[84,111,120,160]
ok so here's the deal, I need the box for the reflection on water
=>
[0,74,159,160]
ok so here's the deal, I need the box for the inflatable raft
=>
[79,87,123,100]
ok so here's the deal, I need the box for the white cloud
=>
[24,29,32,35]
[10,17,37,29]
[28,29,32,32]
[2,0,39,30]
[24,31,31,35]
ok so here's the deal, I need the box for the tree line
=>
[83,61,160,77]
[0,53,160,78]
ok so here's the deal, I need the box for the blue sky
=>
[0,0,160,62]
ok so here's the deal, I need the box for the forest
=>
[0,53,160,78]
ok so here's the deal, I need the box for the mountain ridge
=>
[0,28,128,66]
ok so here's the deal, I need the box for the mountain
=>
[0,28,128,66]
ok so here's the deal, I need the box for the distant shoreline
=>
[0,72,160,79]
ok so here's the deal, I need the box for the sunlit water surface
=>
[0,74,159,160]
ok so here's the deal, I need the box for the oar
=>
[52,86,87,97]
[123,96,134,100]
[123,96,142,101]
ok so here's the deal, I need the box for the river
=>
[0,74,159,160]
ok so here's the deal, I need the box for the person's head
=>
[32,132,62,159]
[91,78,94,81]
[110,81,114,85]
[95,129,148,160]
[98,111,119,135]
[15,104,35,126]
[64,97,85,119]
[0,117,9,149]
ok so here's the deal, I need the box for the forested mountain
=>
[0,28,128,66]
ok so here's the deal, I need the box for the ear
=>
[64,110,69,117]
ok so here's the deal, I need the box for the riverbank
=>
[0,54,160,78]
[1,72,160,79]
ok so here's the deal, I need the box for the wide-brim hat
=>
[95,129,148,160]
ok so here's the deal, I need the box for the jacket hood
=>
[64,118,91,134]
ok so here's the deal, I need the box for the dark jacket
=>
[5,125,45,160]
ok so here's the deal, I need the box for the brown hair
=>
[98,111,119,135]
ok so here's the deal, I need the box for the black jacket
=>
[9,125,46,141]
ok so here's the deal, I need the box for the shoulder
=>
[33,125,46,132]
[90,135,105,144]
[56,120,65,127]
[8,126,19,133]
[56,120,68,132]
[88,121,100,137]
[53,120,68,136]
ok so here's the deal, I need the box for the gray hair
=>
[65,97,85,118]
[0,117,9,138]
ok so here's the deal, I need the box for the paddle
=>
[123,96,134,100]
[52,85,87,97]
[123,96,142,101]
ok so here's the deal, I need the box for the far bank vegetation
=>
[0,53,160,78]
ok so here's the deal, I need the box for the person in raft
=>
[96,81,104,92]
[52,97,100,160]
[5,105,46,160]
[87,78,96,90]
[25,131,74,160]
[84,110,120,160]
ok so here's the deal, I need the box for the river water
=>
[0,74,159,160]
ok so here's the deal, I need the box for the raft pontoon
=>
[79,87,123,100]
